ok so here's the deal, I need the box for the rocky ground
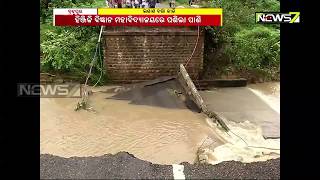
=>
[40,152,280,179]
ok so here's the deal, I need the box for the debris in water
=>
[75,86,94,112]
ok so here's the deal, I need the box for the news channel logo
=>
[17,83,82,98]
[255,12,300,24]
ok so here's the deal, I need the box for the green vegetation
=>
[226,26,279,80]
[40,0,280,84]
[203,0,280,81]
[40,0,107,85]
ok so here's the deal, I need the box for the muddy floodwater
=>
[40,82,280,165]
[40,86,224,164]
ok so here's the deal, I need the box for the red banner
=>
[54,15,222,26]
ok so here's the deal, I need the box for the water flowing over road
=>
[41,81,279,165]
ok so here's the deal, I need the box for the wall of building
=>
[102,27,204,83]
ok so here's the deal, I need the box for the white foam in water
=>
[199,118,280,165]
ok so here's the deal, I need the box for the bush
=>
[40,0,108,84]
[203,0,280,80]
[40,26,107,84]
[226,26,280,76]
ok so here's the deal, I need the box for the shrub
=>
[40,0,107,84]
[226,26,280,78]
[40,26,106,84]
[203,0,280,80]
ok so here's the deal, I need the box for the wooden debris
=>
[177,64,229,131]
[74,86,90,111]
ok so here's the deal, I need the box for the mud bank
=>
[40,152,280,179]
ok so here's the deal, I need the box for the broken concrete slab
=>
[107,77,201,112]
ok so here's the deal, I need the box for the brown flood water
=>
[40,82,279,165]
[40,86,224,164]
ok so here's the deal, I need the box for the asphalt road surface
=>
[40,152,280,179]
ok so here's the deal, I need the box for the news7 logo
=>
[256,12,300,23]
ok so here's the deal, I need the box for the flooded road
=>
[248,82,280,114]
[200,82,280,139]
[40,82,280,165]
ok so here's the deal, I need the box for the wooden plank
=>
[178,64,208,112]
[177,64,229,131]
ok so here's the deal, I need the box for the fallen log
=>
[177,64,229,131]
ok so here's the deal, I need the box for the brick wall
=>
[103,27,204,83]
